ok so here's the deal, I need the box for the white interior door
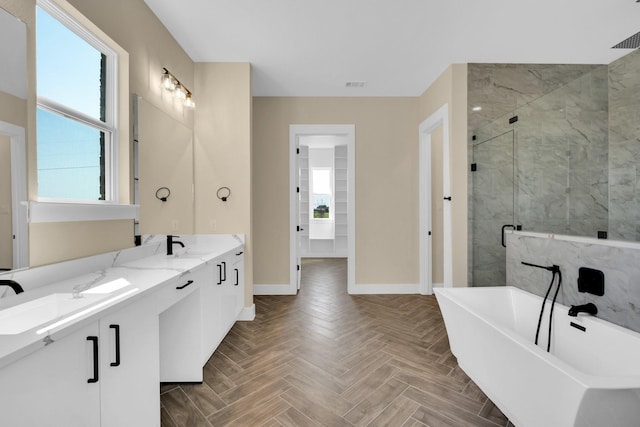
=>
[295,140,302,290]
[419,105,452,294]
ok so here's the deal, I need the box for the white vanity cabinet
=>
[0,322,101,427]
[99,296,160,426]
[0,296,159,427]
[0,236,246,426]
[201,249,244,363]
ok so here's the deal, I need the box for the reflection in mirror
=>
[0,7,27,100]
[0,7,28,273]
[0,135,11,269]
[0,122,28,273]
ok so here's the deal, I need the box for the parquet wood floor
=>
[161,258,512,427]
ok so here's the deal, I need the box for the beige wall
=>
[29,220,133,266]
[253,97,419,286]
[194,63,253,305]
[0,91,26,129]
[138,98,194,235]
[418,64,468,286]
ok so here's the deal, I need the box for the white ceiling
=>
[143,0,640,97]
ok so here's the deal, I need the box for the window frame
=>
[36,0,119,204]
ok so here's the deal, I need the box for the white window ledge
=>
[29,201,139,223]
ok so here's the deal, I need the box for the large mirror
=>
[0,6,28,271]
[468,50,640,286]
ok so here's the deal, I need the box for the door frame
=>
[419,104,452,294]
[289,124,355,294]
[0,120,28,270]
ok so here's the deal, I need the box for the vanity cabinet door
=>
[201,247,243,364]
[231,250,245,320]
[0,322,101,427]
[99,296,160,427]
[218,252,237,337]
[199,262,222,363]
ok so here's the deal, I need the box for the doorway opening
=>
[290,125,355,294]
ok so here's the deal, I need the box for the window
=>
[36,0,117,202]
[311,168,332,219]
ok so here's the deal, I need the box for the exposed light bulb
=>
[174,85,187,100]
[161,72,174,90]
[184,94,195,109]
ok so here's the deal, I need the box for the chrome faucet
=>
[568,303,598,317]
[0,280,24,295]
[167,235,185,255]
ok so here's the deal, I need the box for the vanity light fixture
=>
[472,106,482,112]
[161,67,195,109]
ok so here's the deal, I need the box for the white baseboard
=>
[348,283,420,295]
[253,284,296,295]
[237,304,256,321]
[254,283,424,295]
[300,253,348,259]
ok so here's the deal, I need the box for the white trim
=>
[254,283,421,295]
[301,253,348,258]
[29,201,138,223]
[419,104,452,294]
[0,121,28,269]
[253,284,297,295]
[289,125,356,295]
[349,284,420,295]
[237,304,256,321]
[36,0,119,203]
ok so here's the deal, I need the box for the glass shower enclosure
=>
[469,66,609,287]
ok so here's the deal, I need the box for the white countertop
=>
[0,234,243,369]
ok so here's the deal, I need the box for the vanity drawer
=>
[154,271,199,314]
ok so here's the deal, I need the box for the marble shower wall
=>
[608,48,640,241]
[515,67,609,237]
[506,232,640,333]
[468,64,609,286]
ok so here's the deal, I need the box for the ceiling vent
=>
[612,31,640,48]
[345,81,366,88]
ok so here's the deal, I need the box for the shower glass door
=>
[472,129,515,287]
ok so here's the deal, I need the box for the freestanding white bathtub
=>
[435,286,640,427]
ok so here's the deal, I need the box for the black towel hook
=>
[217,187,231,202]
[156,187,171,202]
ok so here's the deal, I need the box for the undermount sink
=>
[0,293,106,335]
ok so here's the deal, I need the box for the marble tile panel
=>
[507,233,640,333]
